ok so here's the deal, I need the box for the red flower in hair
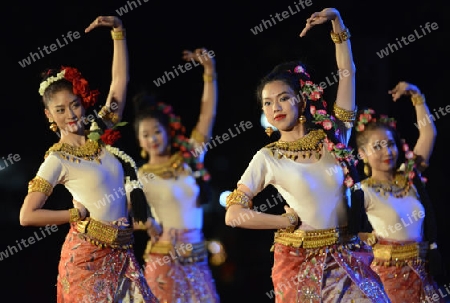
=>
[61,66,99,109]
[100,129,121,146]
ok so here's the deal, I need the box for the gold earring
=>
[49,121,58,132]
[298,115,306,124]
[265,127,273,137]
[363,158,371,176]
[140,148,147,159]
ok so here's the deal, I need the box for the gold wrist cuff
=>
[203,73,216,82]
[225,189,252,210]
[333,103,356,122]
[331,28,351,44]
[98,105,119,124]
[281,213,299,233]
[111,29,126,40]
[411,93,426,106]
[69,208,81,223]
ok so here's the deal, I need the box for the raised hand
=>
[182,48,215,70]
[388,81,421,101]
[299,8,340,37]
[85,16,123,33]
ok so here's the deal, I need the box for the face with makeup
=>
[44,89,85,135]
[359,127,399,175]
[261,80,304,132]
[138,117,170,158]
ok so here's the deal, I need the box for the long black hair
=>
[256,61,371,234]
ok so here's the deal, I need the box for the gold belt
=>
[144,241,207,265]
[273,226,352,249]
[76,218,133,249]
[372,242,420,266]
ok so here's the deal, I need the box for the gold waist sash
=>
[372,242,420,266]
[144,240,207,265]
[273,226,353,249]
[76,218,133,249]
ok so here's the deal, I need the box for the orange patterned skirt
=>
[270,228,391,303]
[143,238,220,303]
[56,222,158,303]
[371,240,445,303]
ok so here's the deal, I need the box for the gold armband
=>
[98,105,119,124]
[411,93,426,106]
[225,189,253,210]
[28,176,53,196]
[333,103,356,122]
[191,128,208,144]
[203,73,216,82]
[331,28,351,44]
[111,29,126,40]
[69,208,81,223]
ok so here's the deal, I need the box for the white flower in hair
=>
[38,70,66,96]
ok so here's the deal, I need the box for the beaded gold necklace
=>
[266,129,326,161]
[45,139,103,163]
[139,152,186,179]
[362,172,411,198]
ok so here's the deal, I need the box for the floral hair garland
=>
[39,66,100,109]
[290,64,357,189]
[355,108,425,184]
[153,102,210,182]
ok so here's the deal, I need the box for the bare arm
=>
[85,16,129,122]
[182,48,217,141]
[224,184,293,230]
[20,192,75,226]
[389,82,437,170]
[300,8,356,112]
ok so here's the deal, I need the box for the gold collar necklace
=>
[266,129,326,161]
[362,173,411,198]
[46,139,102,163]
[140,152,185,179]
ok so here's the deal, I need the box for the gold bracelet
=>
[203,73,216,82]
[111,29,126,40]
[98,105,119,124]
[330,28,351,44]
[333,103,356,122]
[281,213,299,233]
[411,93,426,106]
[69,208,81,223]
[225,189,252,210]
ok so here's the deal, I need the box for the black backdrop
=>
[1,1,448,302]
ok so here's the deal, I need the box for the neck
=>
[370,170,395,182]
[279,122,307,141]
[148,152,172,165]
[59,131,86,147]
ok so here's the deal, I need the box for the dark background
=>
[1,1,449,302]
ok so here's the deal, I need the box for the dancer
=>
[225,7,390,302]
[132,47,220,302]
[356,81,444,302]
[19,16,158,302]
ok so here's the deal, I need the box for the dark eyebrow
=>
[263,91,290,100]
[54,97,79,108]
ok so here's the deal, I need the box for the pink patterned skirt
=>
[371,240,445,303]
[57,221,158,303]
[143,232,220,303]
[271,228,391,303]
